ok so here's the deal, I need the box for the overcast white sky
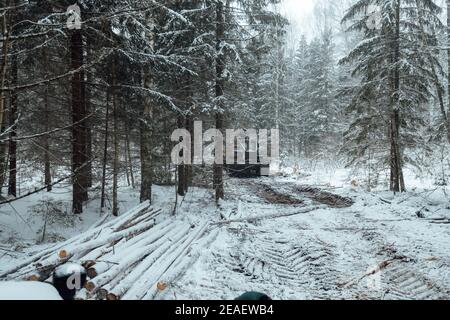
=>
[280,0,316,47]
[281,0,315,25]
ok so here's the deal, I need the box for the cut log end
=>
[25,275,40,282]
[58,250,68,259]
[82,260,96,269]
[0,206,200,301]
[106,293,119,301]
[157,281,168,291]
[85,281,96,292]
[87,268,98,279]
[98,288,109,300]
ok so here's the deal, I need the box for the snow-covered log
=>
[0,203,211,300]
[0,201,153,280]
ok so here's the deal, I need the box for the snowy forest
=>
[0,0,449,301]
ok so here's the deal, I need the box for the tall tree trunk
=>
[140,97,153,203]
[124,138,131,187]
[84,39,93,188]
[7,52,17,197]
[446,0,450,143]
[436,85,450,143]
[44,116,52,193]
[140,12,155,203]
[177,115,186,197]
[100,88,110,210]
[71,27,88,213]
[79,36,89,202]
[43,50,51,192]
[125,123,135,189]
[112,59,119,217]
[214,0,225,202]
[389,0,405,193]
[0,11,10,195]
[186,115,194,191]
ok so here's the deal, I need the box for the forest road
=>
[157,177,450,300]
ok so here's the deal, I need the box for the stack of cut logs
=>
[0,201,214,300]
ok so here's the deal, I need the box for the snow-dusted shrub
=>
[27,198,77,243]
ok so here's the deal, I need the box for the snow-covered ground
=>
[1,165,449,300]
[0,281,62,300]
[153,174,449,300]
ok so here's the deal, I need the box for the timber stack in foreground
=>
[0,201,215,300]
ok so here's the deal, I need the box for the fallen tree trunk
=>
[214,206,323,226]
[123,222,210,300]
[86,224,191,294]
[339,256,407,289]
[143,228,220,300]
[2,202,213,301]
[103,226,193,299]
[1,203,153,280]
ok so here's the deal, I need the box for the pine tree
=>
[341,0,442,192]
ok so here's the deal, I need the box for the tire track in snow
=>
[174,178,449,300]
[237,179,449,300]
[203,226,342,299]
[383,262,449,300]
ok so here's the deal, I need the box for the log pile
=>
[0,201,215,300]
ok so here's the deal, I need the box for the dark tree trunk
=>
[43,50,51,192]
[124,137,131,187]
[446,0,450,143]
[177,115,186,197]
[71,28,88,213]
[7,54,17,197]
[100,88,110,210]
[0,9,10,196]
[177,165,186,197]
[389,0,405,193]
[186,115,194,191]
[214,0,225,202]
[44,134,52,193]
[79,36,89,202]
[139,12,154,204]
[112,59,119,217]
[84,40,93,188]
[437,85,450,143]
[140,68,153,203]
[125,123,135,189]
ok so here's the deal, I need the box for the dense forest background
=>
[0,0,449,216]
